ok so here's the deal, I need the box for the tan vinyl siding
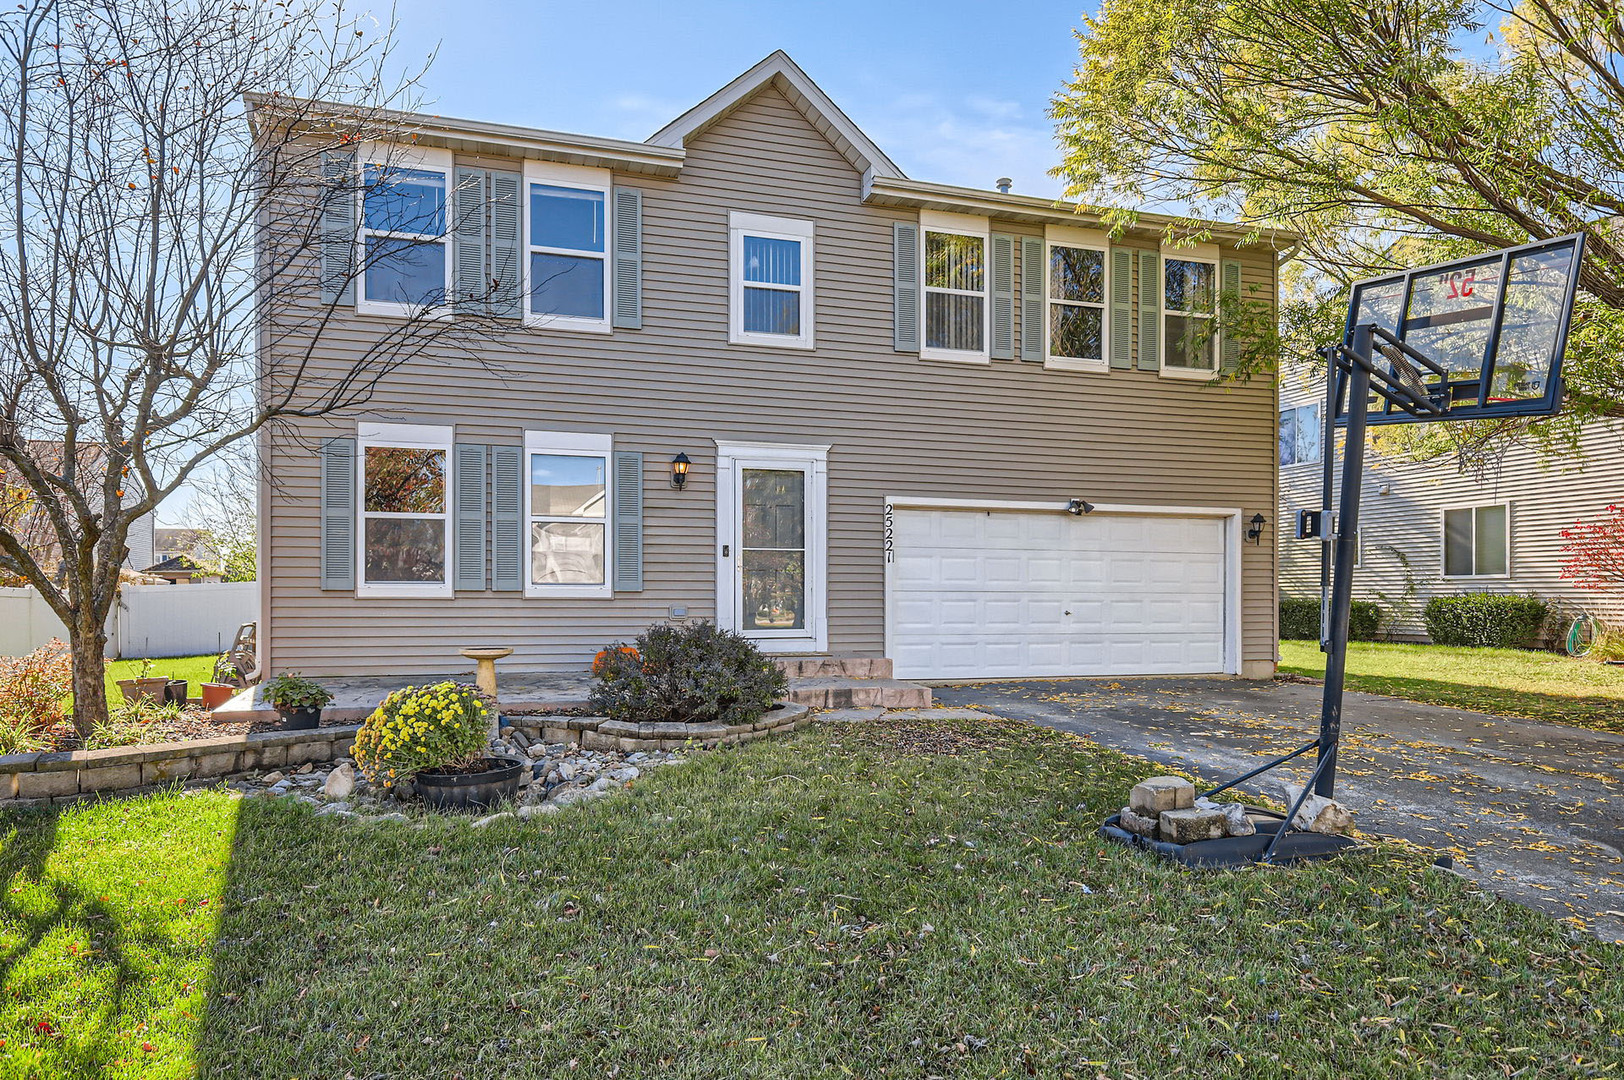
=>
[1278,372,1624,639]
[263,84,1281,677]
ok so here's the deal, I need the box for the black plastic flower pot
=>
[275,705,322,731]
[163,679,188,705]
[414,756,525,811]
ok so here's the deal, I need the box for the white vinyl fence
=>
[0,581,258,659]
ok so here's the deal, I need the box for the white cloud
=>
[864,93,1064,198]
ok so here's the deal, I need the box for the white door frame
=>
[882,496,1242,676]
[715,441,830,653]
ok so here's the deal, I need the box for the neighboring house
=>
[253,51,1290,682]
[153,527,220,568]
[1278,369,1624,639]
[1,440,156,576]
[141,555,223,585]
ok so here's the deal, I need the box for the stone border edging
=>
[512,701,812,752]
[0,725,361,806]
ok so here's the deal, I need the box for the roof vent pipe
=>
[995,177,1013,194]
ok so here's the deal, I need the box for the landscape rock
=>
[609,766,640,783]
[1129,776,1195,816]
[261,770,286,785]
[1195,797,1257,838]
[323,763,356,801]
[1118,805,1160,839]
[1158,807,1227,844]
[518,803,559,819]
[472,811,515,828]
[1282,784,1355,835]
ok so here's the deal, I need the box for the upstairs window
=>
[357,423,453,597]
[1279,403,1323,466]
[1444,504,1509,577]
[1162,255,1219,376]
[922,219,988,362]
[525,162,610,331]
[358,149,453,315]
[1047,242,1107,370]
[729,212,814,348]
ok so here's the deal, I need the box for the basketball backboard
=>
[1333,234,1585,425]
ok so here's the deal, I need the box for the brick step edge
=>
[775,656,895,680]
[784,679,931,709]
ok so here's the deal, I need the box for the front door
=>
[714,442,828,653]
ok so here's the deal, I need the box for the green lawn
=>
[101,655,217,705]
[3,718,1619,1078]
[1279,639,1624,734]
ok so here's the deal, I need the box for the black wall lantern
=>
[670,453,691,490]
[1246,512,1267,544]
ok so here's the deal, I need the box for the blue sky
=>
[382,0,1093,199]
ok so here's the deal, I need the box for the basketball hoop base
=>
[1099,807,1361,869]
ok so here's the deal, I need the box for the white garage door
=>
[887,508,1230,680]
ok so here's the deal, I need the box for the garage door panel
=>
[889,508,1229,680]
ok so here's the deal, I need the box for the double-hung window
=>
[524,162,611,332]
[357,147,453,315]
[729,212,814,348]
[921,212,989,362]
[1046,237,1108,371]
[1279,403,1323,466]
[1162,254,1219,376]
[356,423,453,598]
[1443,504,1509,577]
[524,430,612,598]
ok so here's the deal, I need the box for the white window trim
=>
[714,440,829,653]
[522,160,613,335]
[523,429,613,599]
[355,421,455,599]
[1159,246,1221,380]
[1440,502,1512,579]
[1280,402,1324,468]
[728,211,815,349]
[919,210,991,365]
[1043,227,1110,373]
[355,144,455,319]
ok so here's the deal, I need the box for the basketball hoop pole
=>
[1316,322,1374,797]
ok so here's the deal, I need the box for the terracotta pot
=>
[117,678,141,704]
[131,677,169,703]
[200,682,236,710]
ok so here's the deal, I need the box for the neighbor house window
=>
[357,423,453,597]
[1444,504,1509,577]
[1047,242,1107,371]
[1162,254,1219,376]
[524,430,612,598]
[729,212,814,348]
[922,217,989,362]
[524,162,610,331]
[358,148,453,315]
[1279,403,1323,466]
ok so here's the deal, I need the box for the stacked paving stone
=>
[1117,776,1255,844]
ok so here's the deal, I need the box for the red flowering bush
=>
[1559,504,1624,590]
[0,640,73,750]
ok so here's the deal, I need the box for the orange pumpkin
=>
[591,645,640,677]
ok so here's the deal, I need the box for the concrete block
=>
[1129,776,1195,816]
[32,751,79,773]
[0,752,41,773]
[142,758,195,785]
[542,726,574,744]
[192,751,241,779]
[240,744,288,771]
[1159,807,1227,845]
[580,730,616,752]
[286,740,332,766]
[0,772,16,799]
[80,764,142,793]
[17,769,80,799]
[1119,805,1160,839]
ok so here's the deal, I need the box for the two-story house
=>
[253,51,1290,683]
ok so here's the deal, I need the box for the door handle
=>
[722,544,730,557]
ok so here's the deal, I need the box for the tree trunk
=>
[68,607,111,739]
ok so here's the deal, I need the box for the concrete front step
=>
[784,676,931,709]
[775,655,894,679]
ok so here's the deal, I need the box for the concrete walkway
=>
[934,677,1624,941]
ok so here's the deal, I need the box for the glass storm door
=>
[715,443,827,652]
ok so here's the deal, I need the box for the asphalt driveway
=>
[933,677,1624,941]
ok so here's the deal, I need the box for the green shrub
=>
[589,621,788,727]
[1423,593,1550,648]
[1280,597,1383,641]
[261,671,333,710]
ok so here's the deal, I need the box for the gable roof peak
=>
[648,50,904,180]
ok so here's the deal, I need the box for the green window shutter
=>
[1221,258,1243,372]
[611,450,644,592]
[1109,248,1133,370]
[893,222,920,352]
[1020,235,1045,361]
[453,166,488,316]
[990,233,1015,360]
[1137,250,1161,371]
[490,445,523,592]
[319,437,356,591]
[490,170,523,320]
[453,442,488,591]
[612,187,643,329]
[319,149,356,307]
